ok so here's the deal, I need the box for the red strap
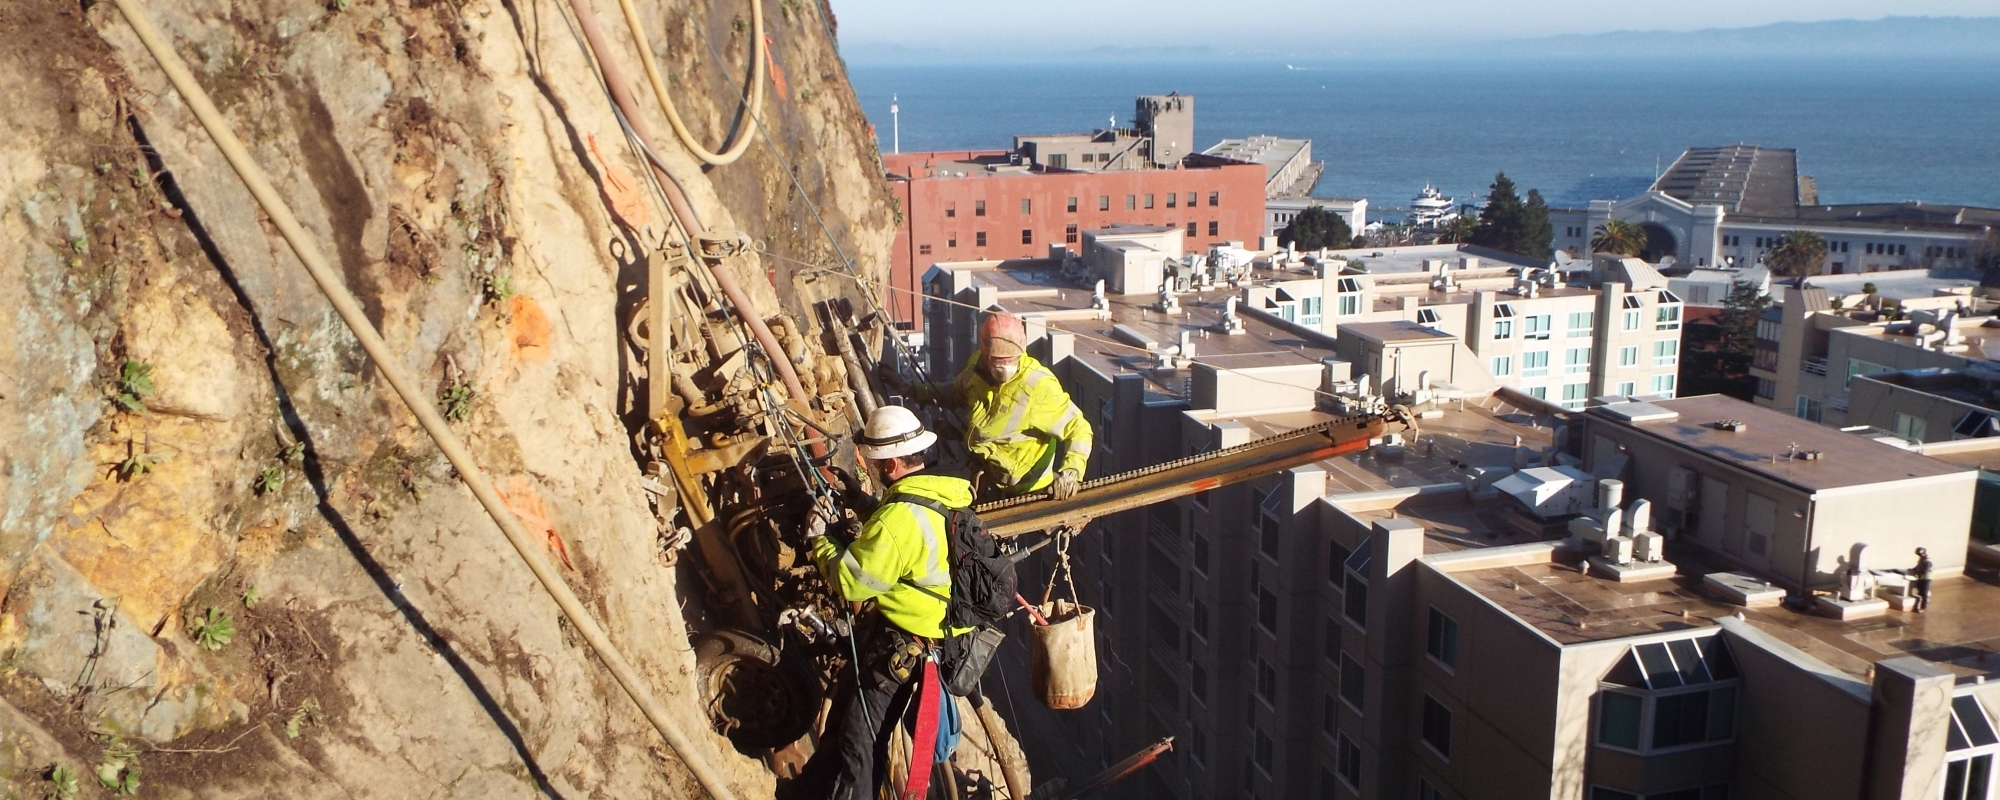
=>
[902,658,942,800]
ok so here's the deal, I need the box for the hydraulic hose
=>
[103,2,738,798]
[614,0,765,166]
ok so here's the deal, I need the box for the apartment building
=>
[920,246,2000,800]
[1749,272,1994,431]
[1240,247,1686,408]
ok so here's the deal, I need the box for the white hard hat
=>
[856,405,936,460]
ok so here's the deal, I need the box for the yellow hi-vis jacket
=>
[939,353,1092,494]
[810,472,974,639]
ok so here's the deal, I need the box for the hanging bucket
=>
[1030,598,1098,710]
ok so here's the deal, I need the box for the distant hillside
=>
[1483,16,2000,59]
[846,16,2000,64]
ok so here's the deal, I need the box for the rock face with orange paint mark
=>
[0,0,898,793]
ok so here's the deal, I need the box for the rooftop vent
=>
[1712,419,1748,433]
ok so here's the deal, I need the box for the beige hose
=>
[615,0,765,166]
[104,2,736,798]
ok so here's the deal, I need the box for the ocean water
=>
[848,59,2000,215]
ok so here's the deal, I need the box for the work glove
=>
[1051,469,1081,501]
[805,497,838,540]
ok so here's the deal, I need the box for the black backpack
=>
[885,493,1018,629]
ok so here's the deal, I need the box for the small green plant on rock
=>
[189,607,235,651]
[45,763,79,800]
[94,741,138,796]
[254,464,286,495]
[441,381,474,423]
[241,585,260,608]
[117,443,160,481]
[113,360,154,413]
[285,698,324,739]
[481,270,515,304]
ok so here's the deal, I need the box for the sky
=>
[832,0,2000,52]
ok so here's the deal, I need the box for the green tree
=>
[1468,173,1526,254]
[1591,220,1646,257]
[1437,215,1477,244]
[1278,205,1353,251]
[1521,189,1555,260]
[1681,283,1775,400]
[1766,230,1829,279]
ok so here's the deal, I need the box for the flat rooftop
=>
[1588,395,1969,492]
[1202,136,1308,182]
[1442,541,2000,681]
[1652,144,1800,217]
[1833,322,2000,363]
[949,259,1338,400]
[1311,243,1547,275]
[1342,320,1458,344]
[1228,393,1561,495]
[1802,270,1981,303]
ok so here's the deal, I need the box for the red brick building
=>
[881,150,1266,328]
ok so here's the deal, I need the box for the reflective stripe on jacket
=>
[811,472,974,639]
[949,353,1092,491]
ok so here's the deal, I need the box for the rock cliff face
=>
[0,0,892,795]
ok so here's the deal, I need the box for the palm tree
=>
[1437,215,1477,244]
[1591,220,1646,257]
[1766,230,1829,279]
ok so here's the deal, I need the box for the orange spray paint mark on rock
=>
[586,133,652,230]
[495,476,575,571]
[507,295,552,362]
[763,36,789,100]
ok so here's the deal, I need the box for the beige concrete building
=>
[918,241,1998,800]
[1241,249,1686,408]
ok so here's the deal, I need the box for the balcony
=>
[1803,358,1829,377]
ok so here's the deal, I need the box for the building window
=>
[1653,339,1679,366]
[1651,374,1677,397]
[1186,191,1197,206]
[1257,585,1278,633]
[1624,309,1641,331]
[1022,229,1034,245]
[1020,198,1032,215]
[1144,193,1155,209]
[1796,395,1824,422]
[1191,725,1208,768]
[1253,727,1274,775]
[1523,350,1550,377]
[1186,222,1197,236]
[1066,196,1078,213]
[1567,347,1592,374]
[1327,540,1350,588]
[1336,731,1362,789]
[1427,607,1459,669]
[1525,314,1553,340]
[1494,319,1514,339]
[1564,383,1590,409]
[1256,658,1276,704]
[1568,311,1594,337]
[1620,346,1639,367]
[945,205,957,218]
[1416,307,1441,327]
[1491,356,1513,377]
[1755,378,1775,400]
[975,231,987,246]
[1338,294,1361,316]
[1193,597,1209,639]
[1191,661,1208,704]
[1257,488,1283,556]
[1126,195,1136,210]
[1208,220,1220,236]
[1323,693,1339,737]
[1529,386,1548,400]
[1342,542,1371,629]
[975,200,986,217]
[1419,778,1449,800]
[946,235,957,248]
[1065,223,1079,243]
[1944,696,1999,800]
[1209,191,1221,207]
[1099,195,1110,211]
[1167,192,1178,208]
[1892,412,1928,443]
[918,244,932,255]
[1324,615,1342,663]
[1339,653,1368,712]
[1193,531,1210,574]
[1049,153,1067,169]
[1422,694,1453,759]
[1847,358,1893,389]
[1656,304,1682,330]
[1595,637,1739,754]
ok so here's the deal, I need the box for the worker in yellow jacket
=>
[916,309,1092,500]
[791,405,971,800]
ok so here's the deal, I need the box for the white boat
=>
[1406,184,1458,228]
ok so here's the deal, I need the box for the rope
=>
[614,0,766,165]
[103,3,736,797]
